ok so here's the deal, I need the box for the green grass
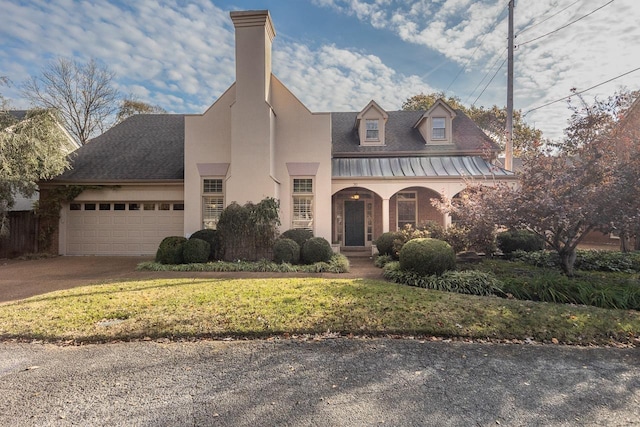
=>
[0,277,638,346]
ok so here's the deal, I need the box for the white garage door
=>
[66,201,184,255]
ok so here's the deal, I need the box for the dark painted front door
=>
[344,201,365,246]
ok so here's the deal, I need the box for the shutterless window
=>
[292,178,313,230]
[365,119,379,140]
[203,179,224,229]
[397,192,417,229]
[99,203,111,211]
[432,118,446,139]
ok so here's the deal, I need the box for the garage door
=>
[66,201,184,255]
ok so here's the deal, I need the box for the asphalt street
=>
[1,338,638,426]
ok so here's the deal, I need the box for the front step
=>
[340,246,373,258]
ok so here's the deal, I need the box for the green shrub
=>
[383,268,504,297]
[374,254,394,268]
[301,237,333,264]
[273,238,301,264]
[392,225,431,258]
[375,232,399,257]
[182,238,211,264]
[510,249,640,273]
[281,229,313,248]
[189,229,221,260]
[399,238,456,276]
[497,230,545,254]
[155,236,187,265]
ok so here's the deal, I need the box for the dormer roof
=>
[413,98,457,129]
[356,100,388,125]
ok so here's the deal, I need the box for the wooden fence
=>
[0,211,39,258]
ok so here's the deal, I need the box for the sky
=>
[1,0,639,141]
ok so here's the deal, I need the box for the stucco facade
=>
[44,9,516,256]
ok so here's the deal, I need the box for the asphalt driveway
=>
[0,256,383,303]
[1,338,638,426]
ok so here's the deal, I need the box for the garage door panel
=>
[67,202,184,255]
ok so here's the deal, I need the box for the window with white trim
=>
[397,192,417,229]
[432,117,446,139]
[365,119,379,140]
[292,178,313,230]
[202,178,224,229]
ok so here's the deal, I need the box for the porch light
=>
[351,192,360,200]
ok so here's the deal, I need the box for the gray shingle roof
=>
[52,114,184,181]
[331,109,499,156]
[332,156,514,178]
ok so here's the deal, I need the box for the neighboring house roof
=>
[333,156,514,178]
[52,114,185,182]
[332,109,499,157]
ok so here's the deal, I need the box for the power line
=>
[472,56,508,106]
[516,0,581,37]
[523,66,640,116]
[445,2,510,92]
[518,0,615,47]
[465,49,507,104]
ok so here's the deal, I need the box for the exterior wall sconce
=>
[351,192,360,200]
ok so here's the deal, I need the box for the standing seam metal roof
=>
[332,156,513,178]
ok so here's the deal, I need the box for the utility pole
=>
[505,0,514,171]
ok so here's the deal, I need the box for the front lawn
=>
[0,277,638,346]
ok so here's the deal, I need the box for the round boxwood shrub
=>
[190,229,221,260]
[182,238,211,264]
[301,237,333,264]
[375,232,398,257]
[155,236,187,265]
[497,229,545,255]
[399,238,456,276]
[273,238,300,264]
[281,229,313,248]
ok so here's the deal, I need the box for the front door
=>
[344,200,365,246]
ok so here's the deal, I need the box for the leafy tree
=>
[0,109,73,237]
[402,92,543,155]
[436,90,639,275]
[22,57,120,145]
[116,98,167,124]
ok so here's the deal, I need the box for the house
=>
[41,10,515,256]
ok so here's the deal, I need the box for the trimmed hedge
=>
[273,238,301,264]
[301,237,333,264]
[281,229,313,248]
[189,229,221,260]
[375,232,399,257]
[155,236,187,265]
[182,238,211,264]
[399,238,456,276]
[497,230,545,254]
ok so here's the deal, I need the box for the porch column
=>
[444,212,452,228]
[382,198,390,233]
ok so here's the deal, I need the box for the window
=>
[396,192,417,229]
[70,203,81,211]
[432,118,446,139]
[84,203,96,211]
[292,178,313,230]
[173,203,184,211]
[202,178,224,229]
[159,203,170,211]
[114,203,126,211]
[99,203,111,211]
[129,203,140,211]
[365,119,379,140]
[143,203,155,211]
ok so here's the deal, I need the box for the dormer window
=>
[414,99,457,145]
[432,117,446,139]
[356,100,388,146]
[366,119,379,140]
